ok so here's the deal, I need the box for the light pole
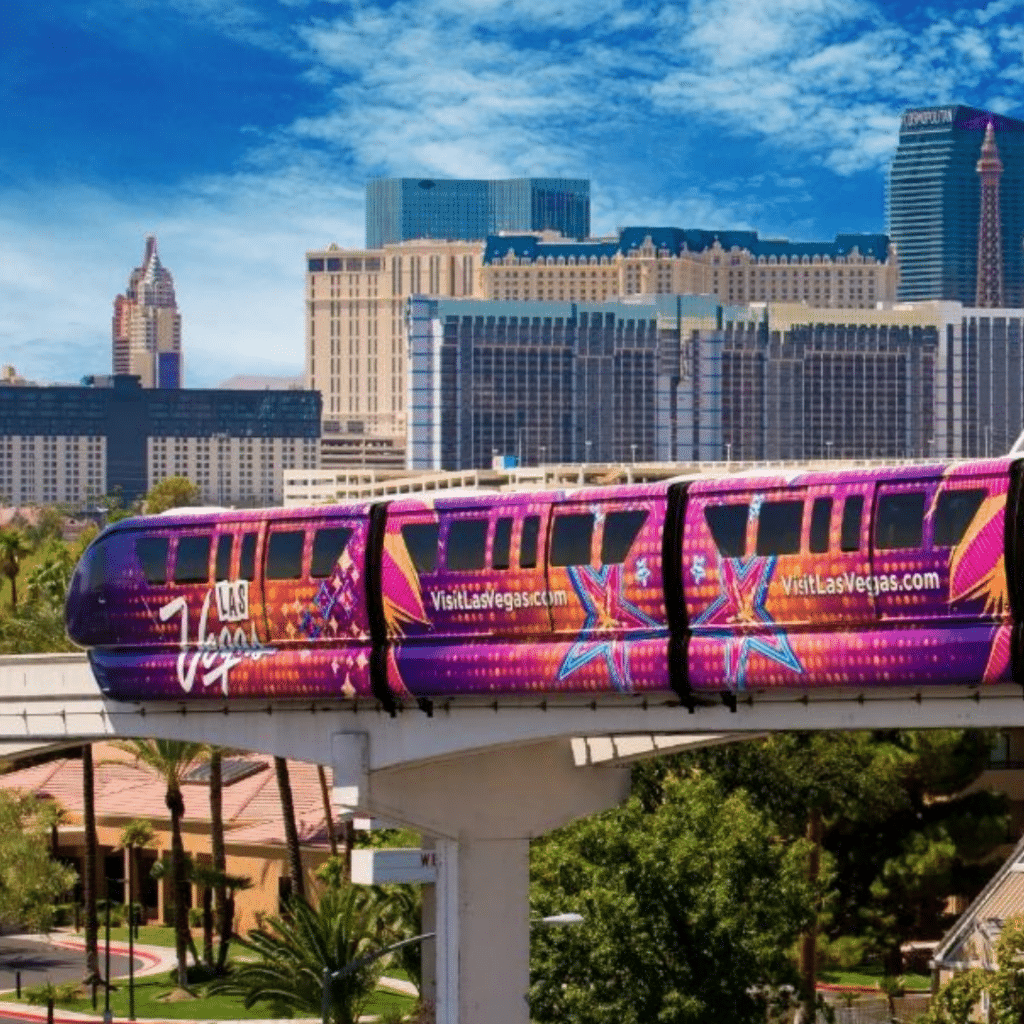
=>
[103,884,113,1024]
[126,849,136,1021]
[725,441,732,465]
[630,443,637,465]
[532,913,584,926]
[321,932,436,1024]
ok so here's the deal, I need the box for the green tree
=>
[530,773,814,1024]
[0,790,77,932]
[677,732,910,1020]
[113,740,207,989]
[920,970,984,1024]
[23,541,74,609]
[144,477,201,515]
[24,507,65,548]
[0,537,78,654]
[210,885,391,1024]
[0,527,33,609]
[852,731,1007,968]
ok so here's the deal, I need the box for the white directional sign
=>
[350,847,439,885]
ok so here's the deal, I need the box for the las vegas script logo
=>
[159,580,275,695]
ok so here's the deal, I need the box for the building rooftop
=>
[483,227,892,264]
[0,742,335,849]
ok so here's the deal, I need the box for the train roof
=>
[686,456,1017,494]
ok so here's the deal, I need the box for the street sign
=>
[350,847,438,884]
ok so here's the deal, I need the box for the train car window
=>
[840,496,864,552]
[174,535,211,585]
[756,501,803,556]
[311,527,352,578]
[809,497,832,554]
[266,531,305,580]
[551,513,595,567]
[215,535,232,580]
[520,516,540,569]
[135,536,169,585]
[446,519,488,571]
[239,533,257,581]
[601,510,649,564]
[402,523,439,575]
[876,492,926,550]
[934,489,987,548]
[704,505,748,558]
[492,517,513,570]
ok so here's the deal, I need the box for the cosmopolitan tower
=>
[888,106,1024,305]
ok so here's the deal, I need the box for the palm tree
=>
[218,873,253,974]
[81,745,99,985]
[208,748,230,973]
[210,885,390,1024]
[117,818,154,925]
[274,757,305,902]
[113,740,206,989]
[317,766,339,858]
[0,528,32,609]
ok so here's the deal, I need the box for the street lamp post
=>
[321,932,436,1024]
[126,850,136,1021]
[103,886,112,1024]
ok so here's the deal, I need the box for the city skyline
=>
[4,0,1024,386]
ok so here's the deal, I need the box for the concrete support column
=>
[334,737,631,1024]
[456,837,529,1024]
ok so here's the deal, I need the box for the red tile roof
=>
[0,742,334,850]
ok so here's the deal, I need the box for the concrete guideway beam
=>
[12,656,1024,765]
[332,737,631,1024]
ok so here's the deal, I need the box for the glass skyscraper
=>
[365,178,590,248]
[888,105,1024,304]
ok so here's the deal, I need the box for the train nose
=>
[64,542,109,646]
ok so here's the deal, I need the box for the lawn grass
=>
[818,965,931,991]
[70,925,182,949]
[13,973,416,1021]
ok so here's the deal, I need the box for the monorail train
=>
[64,457,1022,709]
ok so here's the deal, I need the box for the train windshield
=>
[65,530,116,645]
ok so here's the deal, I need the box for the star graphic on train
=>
[557,564,661,692]
[692,554,803,691]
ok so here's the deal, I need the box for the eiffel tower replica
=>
[976,120,1005,307]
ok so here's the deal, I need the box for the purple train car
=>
[65,457,1024,706]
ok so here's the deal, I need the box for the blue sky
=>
[3,0,1023,386]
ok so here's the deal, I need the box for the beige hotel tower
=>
[112,235,183,388]
[305,231,897,468]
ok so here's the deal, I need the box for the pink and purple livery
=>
[64,458,1023,708]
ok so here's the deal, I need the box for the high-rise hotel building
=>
[888,106,1024,305]
[306,228,897,468]
[112,235,183,388]
[365,178,591,248]
[305,240,484,468]
[482,228,897,307]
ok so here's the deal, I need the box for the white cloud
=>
[0,164,366,387]
[11,0,1024,389]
